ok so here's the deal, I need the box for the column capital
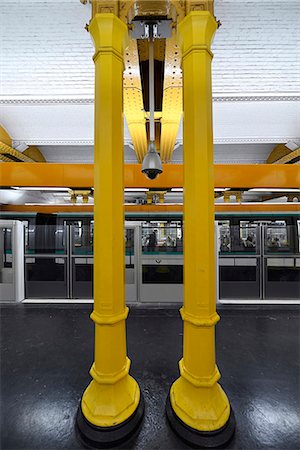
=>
[178,11,217,58]
[89,13,128,60]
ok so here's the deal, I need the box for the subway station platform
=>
[1,304,299,450]
[1,0,300,448]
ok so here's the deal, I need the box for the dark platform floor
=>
[1,304,300,450]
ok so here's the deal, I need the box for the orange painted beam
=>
[0,163,300,188]
[0,163,93,188]
[1,203,299,214]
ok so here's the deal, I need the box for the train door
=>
[125,224,139,303]
[0,220,24,302]
[139,222,183,303]
[25,218,68,299]
[67,220,93,299]
[262,220,300,300]
[218,221,261,300]
[68,220,139,302]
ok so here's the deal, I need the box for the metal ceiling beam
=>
[160,30,182,163]
[85,1,217,163]
[123,39,148,162]
[0,141,34,163]
[1,163,300,188]
[273,147,300,164]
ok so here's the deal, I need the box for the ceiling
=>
[0,0,299,165]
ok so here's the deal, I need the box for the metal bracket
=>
[131,19,172,40]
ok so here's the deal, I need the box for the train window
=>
[1,227,12,269]
[25,225,66,255]
[25,223,36,253]
[219,224,230,253]
[125,229,134,256]
[219,224,257,254]
[141,224,183,254]
[71,224,93,255]
[265,225,290,253]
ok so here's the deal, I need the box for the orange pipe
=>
[1,163,300,188]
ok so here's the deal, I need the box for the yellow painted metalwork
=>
[91,0,135,20]
[224,191,243,203]
[0,125,12,146]
[0,140,34,162]
[160,30,182,163]
[266,143,291,164]
[85,2,218,163]
[0,154,13,162]
[80,13,141,427]
[1,162,300,188]
[124,39,148,162]
[0,126,45,162]
[146,190,167,204]
[171,0,215,20]
[23,146,46,162]
[273,147,300,164]
[137,38,165,62]
[186,0,214,15]
[169,11,231,432]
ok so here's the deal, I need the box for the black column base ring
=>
[166,393,235,448]
[76,394,145,449]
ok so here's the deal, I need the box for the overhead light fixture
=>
[141,27,162,180]
[124,188,149,192]
[214,188,231,192]
[242,202,289,205]
[24,202,93,206]
[171,188,230,192]
[12,187,70,191]
[161,202,182,205]
[218,202,240,205]
[248,188,300,193]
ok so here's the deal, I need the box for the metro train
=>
[1,210,299,302]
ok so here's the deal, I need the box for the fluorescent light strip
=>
[124,188,149,192]
[24,203,93,206]
[219,202,295,206]
[248,188,300,193]
[172,188,230,192]
[215,188,230,192]
[12,187,70,192]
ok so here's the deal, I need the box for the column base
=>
[76,394,144,449]
[166,393,235,448]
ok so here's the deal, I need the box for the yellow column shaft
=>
[80,13,140,428]
[170,11,231,432]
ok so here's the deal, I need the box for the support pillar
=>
[166,12,235,447]
[76,14,144,448]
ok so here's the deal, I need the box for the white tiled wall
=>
[212,0,300,93]
[1,0,299,97]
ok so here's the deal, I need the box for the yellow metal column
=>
[166,11,235,447]
[76,13,144,447]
